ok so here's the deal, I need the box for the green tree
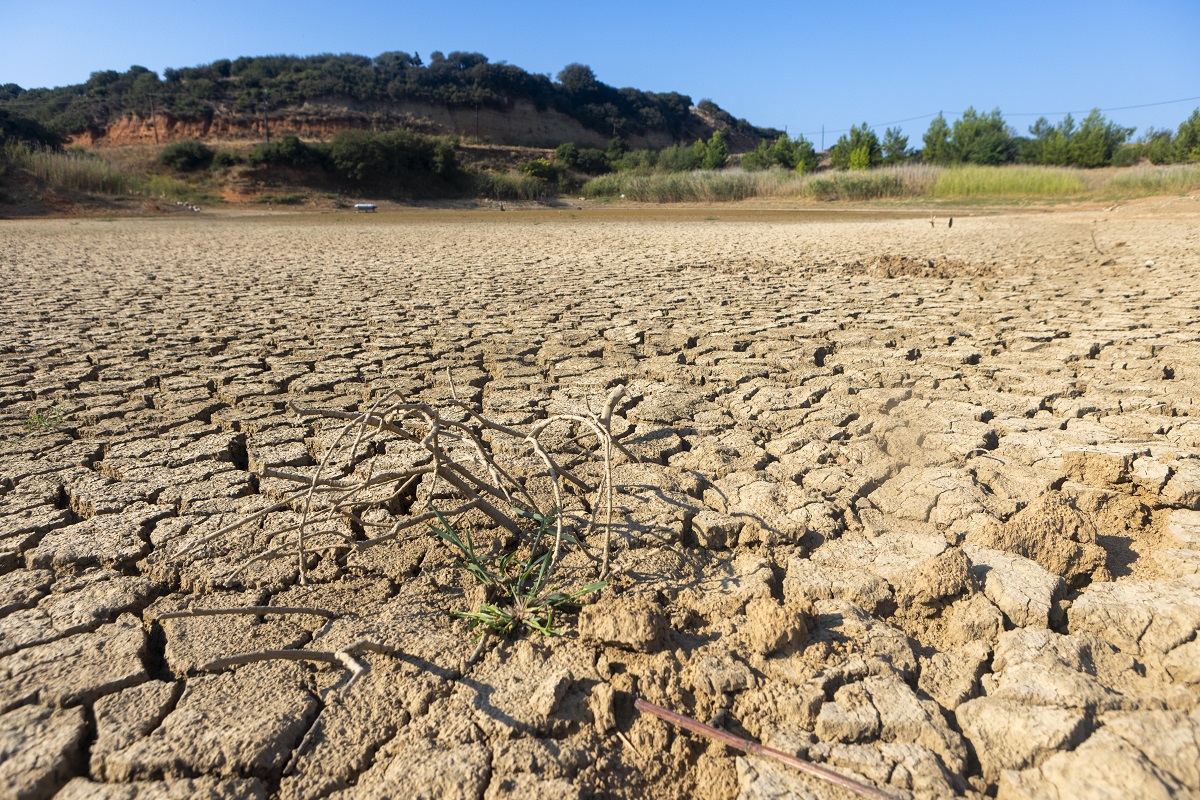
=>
[1174,109,1200,162]
[554,142,579,168]
[921,113,952,164]
[1142,128,1175,164]
[1070,109,1132,168]
[556,63,598,94]
[1043,114,1073,166]
[950,107,1014,165]
[573,147,610,175]
[847,145,872,170]
[788,135,819,173]
[699,130,728,169]
[830,123,881,169]
[881,127,910,164]
[743,134,817,173]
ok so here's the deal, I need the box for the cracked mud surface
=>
[2,200,1200,799]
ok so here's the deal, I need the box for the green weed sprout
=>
[432,505,605,638]
[24,403,65,435]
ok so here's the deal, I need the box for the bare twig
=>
[634,698,898,800]
[155,605,337,621]
[191,385,635,586]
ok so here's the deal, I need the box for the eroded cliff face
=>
[71,99,698,150]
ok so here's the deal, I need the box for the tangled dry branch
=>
[175,383,635,588]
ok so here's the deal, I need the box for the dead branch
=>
[186,385,634,588]
[634,698,898,800]
[156,605,337,621]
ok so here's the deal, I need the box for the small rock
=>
[944,593,1005,648]
[896,547,974,614]
[692,510,743,549]
[816,682,879,743]
[529,669,573,719]
[784,556,892,615]
[579,597,667,653]
[962,543,1066,629]
[1063,445,1146,489]
[741,597,810,656]
[918,640,990,710]
[589,682,616,733]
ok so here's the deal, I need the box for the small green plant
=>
[432,506,605,637]
[24,403,65,435]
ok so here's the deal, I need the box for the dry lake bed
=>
[2,199,1199,799]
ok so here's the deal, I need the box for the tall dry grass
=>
[582,162,1200,204]
[1097,164,1200,198]
[4,143,136,195]
[2,142,216,201]
[932,165,1088,198]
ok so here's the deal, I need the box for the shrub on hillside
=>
[573,147,610,175]
[247,135,322,168]
[520,157,560,182]
[554,142,579,167]
[159,140,214,171]
[212,150,244,168]
[328,129,457,183]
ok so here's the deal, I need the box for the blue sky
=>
[3,0,1198,142]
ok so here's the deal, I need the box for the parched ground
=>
[2,200,1199,800]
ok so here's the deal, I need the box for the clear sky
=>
[3,0,1198,144]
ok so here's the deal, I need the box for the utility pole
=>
[263,95,271,144]
[821,125,824,151]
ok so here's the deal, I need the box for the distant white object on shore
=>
[354,204,378,213]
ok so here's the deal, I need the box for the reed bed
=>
[583,162,1200,204]
[4,143,137,195]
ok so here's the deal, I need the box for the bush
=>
[328,129,457,184]
[211,150,243,168]
[698,130,728,170]
[520,157,560,182]
[159,140,214,171]
[651,145,695,173]
[473,170,557,201]
[247,135,322,168]
[554,142,579,168]
[573,147,610,175]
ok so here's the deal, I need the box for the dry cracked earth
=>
[2,201,1199,800]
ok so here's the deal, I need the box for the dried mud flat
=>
[2,200,1199,800]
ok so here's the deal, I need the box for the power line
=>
[1006,94,1200,117]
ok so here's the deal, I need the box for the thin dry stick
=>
[204,386,634,585]
[156,606,337,621]
[634,698,898,800]
[200,648,369,685]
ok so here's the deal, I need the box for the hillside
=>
[0,52,781,151]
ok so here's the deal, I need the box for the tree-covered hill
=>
[0,52,780,148]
